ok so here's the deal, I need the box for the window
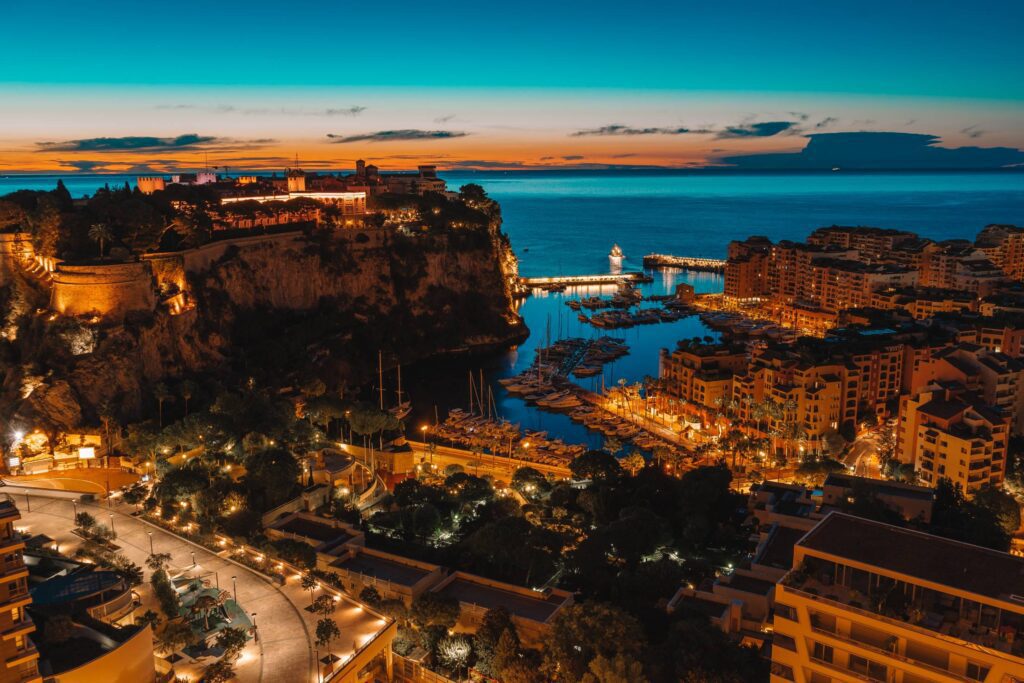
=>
[774,633,797,652]
[966,662,990,681]
[811,641,833,663]
[770,662,795,681]
[849,654,887,682]
[775,603,798,622]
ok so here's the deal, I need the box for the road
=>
[406,440,572,481]
[845,431,883,479]
[10,489,314,683]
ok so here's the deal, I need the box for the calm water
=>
[5,170,1024,444]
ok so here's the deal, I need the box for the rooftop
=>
[798,513,1024,603]
[434,575,569,623]
[331,551,433,587]
[822,473,934,502]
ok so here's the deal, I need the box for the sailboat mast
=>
[378,351,384,410]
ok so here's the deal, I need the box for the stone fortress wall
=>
[1,226,395,323]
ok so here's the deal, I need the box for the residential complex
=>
[0,498,39,683]
[771,512,1024,683]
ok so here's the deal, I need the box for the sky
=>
[2,0,1023,173]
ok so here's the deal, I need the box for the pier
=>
[642,253,726,272]
[520,272,648,287]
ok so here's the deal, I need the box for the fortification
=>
[49,262,156,321]
[0,232,34,284]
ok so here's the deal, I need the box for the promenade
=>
[6,487,315,683]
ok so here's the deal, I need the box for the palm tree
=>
[88,222,114,258]
[621,452,645,476]
[154,383,173,428]
[180,380,197,417]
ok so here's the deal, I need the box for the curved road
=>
[11,491,313,683]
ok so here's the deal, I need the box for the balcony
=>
[781,570,1024,662]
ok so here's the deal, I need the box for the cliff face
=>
[0,227,525,430]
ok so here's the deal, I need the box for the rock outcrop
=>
[0,226,526,430]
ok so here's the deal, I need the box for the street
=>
[10,489,316,683]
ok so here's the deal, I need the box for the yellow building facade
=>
[771,513,1024,683]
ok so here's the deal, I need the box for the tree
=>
[312,594,337,620]
[43,615,75,644]
[973,483,1022,534]
[159,619,196,653]
[215,626,249,663]
[315,617,341,652]
[358,586,382,608]
[301,573,318,609]
[544,603,645,682]
[410,592,460,630]
[74,511,97,534]
[136,609,162,631]
[620,453,646,477]
[154,382,173,428]
[244,448,300,510]
[930,478,1011,551]
[581,654,649,683]
[146,552,172,571]
[271,538,316,569]
[88,222,114,257]
[180,380,198,417]
[570,451,622,481]
[436,635,472,676]
[203,659,236,683]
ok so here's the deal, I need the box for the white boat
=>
[609,244,624,270]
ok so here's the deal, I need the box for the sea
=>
[4,170,1024,447]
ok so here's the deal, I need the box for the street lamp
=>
[72,499,78,520]
[147,531,154,555]
[191,551,196,566]
[251,613,258,643]
[108,513,115,535]
[232,576,237,603]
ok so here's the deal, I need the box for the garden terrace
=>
[432,572,573,627]
[265,512,364,553]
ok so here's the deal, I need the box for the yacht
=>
[609,244,624,269]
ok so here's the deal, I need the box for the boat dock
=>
[520,272,648,288]
[642,253,726,272]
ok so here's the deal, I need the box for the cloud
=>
[442,159,670,171]
[720,131,1024,170]
[715,121,798,139]
[541,155,585,160]
[815,117,839,129]
[570,124,704,137]
[788,111,811,122]
[327,130,468,143]
[155,104,366,117]
[434,114,456,124]
[36,134,219,153]
[960,125,985,139]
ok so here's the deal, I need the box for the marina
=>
[642,253,727,272]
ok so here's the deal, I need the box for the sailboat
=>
[390,365,412,420]
[378,351,412,420]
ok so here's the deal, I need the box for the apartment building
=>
[897,385,1009,495]
[724,236,772,300]
[806,226,919,261]
[768,242,857,306]
[976,224,1024,282]
[771,512,1024,683]
[0,498,40,683]
[659,341,748,414]
[907,343,1024,435]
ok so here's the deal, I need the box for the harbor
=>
[404,266,725,456]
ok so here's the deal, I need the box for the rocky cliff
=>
[0,226,526,430]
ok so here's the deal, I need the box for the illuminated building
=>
[897,385,1009,494]
[806,226,918,260]
[771,512,1024,683]
[659,340,748,415]
[724,236,772,301]
[0,497,40,683]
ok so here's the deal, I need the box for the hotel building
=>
[771,512,1024,683]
